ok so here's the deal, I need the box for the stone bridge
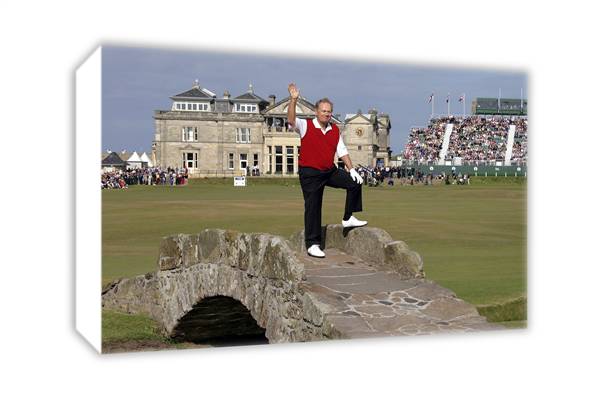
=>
[101,226,501,344]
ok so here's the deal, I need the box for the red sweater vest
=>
[298,120,340,171]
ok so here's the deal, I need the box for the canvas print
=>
[98,45,527,353]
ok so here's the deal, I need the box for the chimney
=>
[268,95,276,106]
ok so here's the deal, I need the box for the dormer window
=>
[235,103,257,113]
[174,102,210,112]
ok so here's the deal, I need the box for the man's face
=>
[316,102,332,125]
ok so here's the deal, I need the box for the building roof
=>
[263,96,315,114]
[233,92,268,102]
[101,152,126,166]
[233,84,268,103]
[171,87,214,100]
[345,113,374,123]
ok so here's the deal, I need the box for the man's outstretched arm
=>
[287,83,299,129]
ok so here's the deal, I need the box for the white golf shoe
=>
[307,244,325,258]
[342,216,368,228]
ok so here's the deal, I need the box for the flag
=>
[445,94,449,103]
[458,95,464,103]
[428,93,434,103]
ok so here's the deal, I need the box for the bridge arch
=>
[155,259,305,343]
[102,230,311,343]
[171,295,268,345]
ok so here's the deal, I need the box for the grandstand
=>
[402,113,527,167]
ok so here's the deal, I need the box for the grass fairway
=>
[102,177,526,311]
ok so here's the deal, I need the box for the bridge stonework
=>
[102,226,501,345]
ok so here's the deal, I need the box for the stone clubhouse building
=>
[152,81,392,177]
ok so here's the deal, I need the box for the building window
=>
[236,128,251,143]
[275,146,283,174]
[240,153,248,170]
[182,152,198,169]
[175,102,209,111]
[268,146,272,174]
[235,103,257,113]
[228,153,234,170]
[358,145,362,151]
[182,127,198,142]
[253,153,259,167]
[286,147,294,174]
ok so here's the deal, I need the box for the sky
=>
[102,45,527,155]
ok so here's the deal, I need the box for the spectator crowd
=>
[403,115,528,165]
[101,164,471,189]
[402,117,452,163]
[355,165,467,187]
[510,118,528,164]
[102,167,189,189]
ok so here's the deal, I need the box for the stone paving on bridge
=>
[297,248,501,338]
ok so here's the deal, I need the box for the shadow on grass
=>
[102,309,269,353]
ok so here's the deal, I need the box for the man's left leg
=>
[326,168,366,227]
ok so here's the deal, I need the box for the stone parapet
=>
[154,110,265,122]
[158,229,305,282]
[289,225,424,279]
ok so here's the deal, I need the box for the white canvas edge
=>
[75,46,102,353]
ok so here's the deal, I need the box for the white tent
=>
[140,152,153,167]
[127,151,142,169]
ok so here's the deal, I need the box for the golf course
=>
[102,177,526,347]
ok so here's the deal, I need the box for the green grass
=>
[469,176,526,185]
[102,309,166,342]
[102,177,526,317]
[498,320,527,329]
[476,296,527,323]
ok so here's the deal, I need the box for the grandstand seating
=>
[403,115,528,165]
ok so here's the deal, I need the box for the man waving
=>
[287,83,367,258]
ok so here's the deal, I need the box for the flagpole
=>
[447,93,450,117]
[463,93,466,118]
[431,94,434,118]
[498,88,501,113]
[520,87,523,112]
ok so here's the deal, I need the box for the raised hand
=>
[288,83,300,100]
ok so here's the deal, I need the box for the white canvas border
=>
[75,46,102,353]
